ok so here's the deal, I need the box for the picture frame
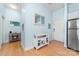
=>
[35,14,45,25]
[48,23,51,29]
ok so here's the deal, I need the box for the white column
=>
[64,3,68,48]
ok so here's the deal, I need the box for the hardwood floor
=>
[0,40,79,56]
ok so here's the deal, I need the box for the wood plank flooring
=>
[0,40,79,56]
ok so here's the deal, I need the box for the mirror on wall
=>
[10,21,20,26]
[35,14,45,25]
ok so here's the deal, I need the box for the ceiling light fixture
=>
[9,4,17,10]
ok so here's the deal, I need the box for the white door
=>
[53,19,64,42]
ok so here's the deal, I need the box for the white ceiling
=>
[3,3,64,11]
[43,3,64,11]
[4,3,23,11]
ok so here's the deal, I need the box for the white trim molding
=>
[64,3,68,48]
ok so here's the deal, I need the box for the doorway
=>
[53,19,64,42]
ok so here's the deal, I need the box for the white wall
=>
[22,3,52,50]
[52,8,64,42]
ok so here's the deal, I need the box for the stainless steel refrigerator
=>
[67,18,79,51]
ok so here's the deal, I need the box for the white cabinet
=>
[34,34,49,49]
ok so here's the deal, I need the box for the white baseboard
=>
[0,43,2,49]
[0,44,1,49]
[54,39,64,43]
[23,47,34,51]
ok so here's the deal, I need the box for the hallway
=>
[0,40,79,56]
[0,41,24,56]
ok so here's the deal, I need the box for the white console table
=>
[34,34,49,50]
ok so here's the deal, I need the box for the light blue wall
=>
[68,3,79,13]
[22,3,52,50]
[3,8,21,43]
[0,4,21,44]
[0,4,5,48]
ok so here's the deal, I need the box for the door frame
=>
[0,15,4,48]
